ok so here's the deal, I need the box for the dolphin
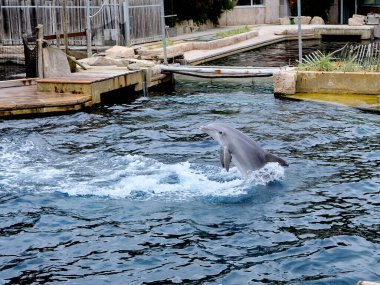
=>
[200,123,288,176]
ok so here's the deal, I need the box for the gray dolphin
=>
[200,123,288,176]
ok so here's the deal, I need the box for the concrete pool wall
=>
[274,69,380,95]
[274,68,380,112]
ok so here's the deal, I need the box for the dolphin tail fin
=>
[265,153,289,167]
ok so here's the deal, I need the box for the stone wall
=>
[219,0,279,25]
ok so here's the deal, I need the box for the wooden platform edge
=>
[0,78,37,88]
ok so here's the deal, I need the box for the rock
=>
[273,67,297,95]
[279,17,291,25]
[87,56,123,66]
[128,59,155,68]
[349,18,364,26]
[42,46,71,78]
[105,45,135,58]
[295,16,312,25]
[349,14,367,26]
[310,16,325,25]
[353,14,367,21]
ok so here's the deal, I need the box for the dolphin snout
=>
[199,125,215,134]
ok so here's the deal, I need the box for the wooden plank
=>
[42,31,86,40]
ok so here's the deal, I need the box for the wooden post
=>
[37,24,44,79]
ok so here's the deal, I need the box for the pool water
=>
[0,41,379,284]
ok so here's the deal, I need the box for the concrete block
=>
[273,68,297,95]
[367,15,379,25]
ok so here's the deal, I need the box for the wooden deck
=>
[0,69,145,117]
[0,85,92,117]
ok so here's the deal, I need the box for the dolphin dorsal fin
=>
[220,146,232,172]
[265,153,289,167]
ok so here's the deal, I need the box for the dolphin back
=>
[265,153,289,167]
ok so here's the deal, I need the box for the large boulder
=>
[42,46,71,78]
[310,16,325,25]
[105,45,135,58]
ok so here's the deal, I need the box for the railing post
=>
[36,24,44,78]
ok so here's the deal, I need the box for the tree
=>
[164,0,234,26]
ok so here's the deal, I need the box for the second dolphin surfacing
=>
[200,123,288,177]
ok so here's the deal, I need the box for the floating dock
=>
[0,69,168,117]
[159,65,280,78]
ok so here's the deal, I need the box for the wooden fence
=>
[128,0,162,45]
[0,0,163,46]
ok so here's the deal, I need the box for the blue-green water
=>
[1,41,380,284]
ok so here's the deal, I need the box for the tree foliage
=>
[164,0,235,26]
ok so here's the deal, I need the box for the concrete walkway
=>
[173,24,373,64]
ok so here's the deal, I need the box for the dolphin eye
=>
[218,131,223,135]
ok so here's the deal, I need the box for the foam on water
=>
[0,137,285,200]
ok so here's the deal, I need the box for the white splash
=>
[0,139,285,200]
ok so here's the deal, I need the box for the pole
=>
[340,0,343,24]
[123,0,130,46]
[63,0,68,55]
[160,0,168,65]
[86,0,92,57]
[297,0,302,63]
[37,24,44,78]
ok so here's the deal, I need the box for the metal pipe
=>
[160,0,168,65]
[297,0,302,63]
[158,65,281,75]
[86,0,92,57]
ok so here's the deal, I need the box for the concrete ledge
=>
[296,71,380,94]
[138,30,258,58]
